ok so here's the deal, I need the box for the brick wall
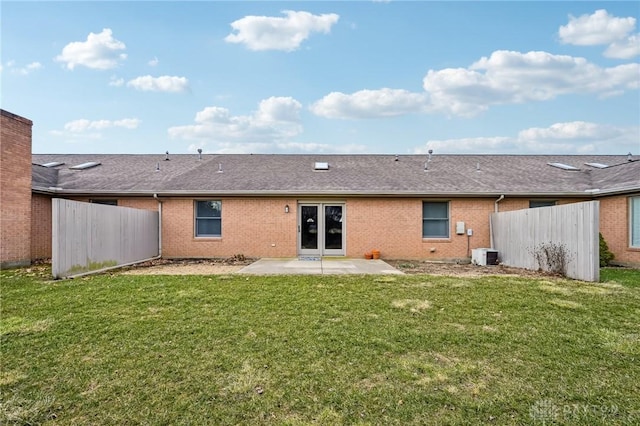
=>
[159,197,503,261]
[31,194,52,260]
[346,198,497,260]
[600,194,640,266]
[161,197,298,258]
[1,110,33,267]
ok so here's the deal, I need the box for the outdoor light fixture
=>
[285,204,290,213]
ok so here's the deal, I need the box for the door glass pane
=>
[301,206,318,249]
[325,205,343,250]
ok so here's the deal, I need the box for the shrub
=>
[599,233,615,267]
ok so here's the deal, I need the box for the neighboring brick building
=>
[1,110,33,268]
[1,109,639,268]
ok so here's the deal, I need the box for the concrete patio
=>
[237,258,404,275]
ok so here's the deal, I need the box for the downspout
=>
[490,195,505,249]
[153,193,163,257]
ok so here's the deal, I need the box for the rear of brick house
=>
[2,109,639,268]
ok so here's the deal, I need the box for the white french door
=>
[298,203,345,256]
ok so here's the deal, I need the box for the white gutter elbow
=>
[494,194,505,213]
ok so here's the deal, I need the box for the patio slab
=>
[237,258,404,275]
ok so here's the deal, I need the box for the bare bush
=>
[533,242,572,276]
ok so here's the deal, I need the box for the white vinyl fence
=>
[52,199,159,278]
[491,201,599,282]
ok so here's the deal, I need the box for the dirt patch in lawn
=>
[120,256,255,275]
[384,259,552,278]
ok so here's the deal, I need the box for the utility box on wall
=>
[472,248,499,266]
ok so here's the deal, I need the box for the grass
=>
[1,266,639,425]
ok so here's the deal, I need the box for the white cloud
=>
[188,140,366,155]
[5,61,42,75]
[414,121,639,155]
[169,96,303,146]
[559,10,639,59]
[225,10,339,51]
[559,9,636,46]
[422,50,640,116]
[63,118,141,133]
[126,75,189,92]
[310,50,639,120]
[310,88,429,119]
[148,57,159,66]
[55,28,127,70]
[604,33,640,59]
[109,76,124,87]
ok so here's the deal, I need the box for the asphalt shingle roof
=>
[31,154,639,197]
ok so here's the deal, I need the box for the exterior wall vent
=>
[70,161,101,170]
[314,162,329,170]
[547,162,579,171]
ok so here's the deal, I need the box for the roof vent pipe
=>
[197,148,202,160]
[424,161,429,171]
[218,163,223,173]
[395,154,399,161]
[428,149,433,162]
[476,162,480,172]
[165,151,170,161]
[156,162,160,172]
[628,152,633,161]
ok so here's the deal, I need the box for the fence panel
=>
[52,199,159,278]
[491,201,599,281]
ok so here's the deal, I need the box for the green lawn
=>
[1,267,639,425]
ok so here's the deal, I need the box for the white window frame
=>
[422,201,450,239]
[195,200,222,238]
[630,196,640,248]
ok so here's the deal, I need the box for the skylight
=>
[547,162,579,171]
[70,161,101,170]
[41,161,64,168]
[314,162,329,170]
[584,162,609,169]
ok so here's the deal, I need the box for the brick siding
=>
[600,194,640,266]
[30,194,52,260]
[1,110,33,267]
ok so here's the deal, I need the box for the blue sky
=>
[2,1,639,155]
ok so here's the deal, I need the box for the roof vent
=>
[165,151,170,161]
[628,152,633,162]
[314,162,329,171]
[41,161,65,168]
[584,162,609,169]
[218,163,223,173]
[70,161,101,170]
[547,162,579,171]
[197,148,202,160]
[394,155,399,161]
[428,149,433,162]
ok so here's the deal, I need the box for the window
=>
[91,199,117,206]
[195,200,221,237]
[423,202,449,238]
[529,200,556,208]
[631,197,640,248]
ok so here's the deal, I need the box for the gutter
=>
[153,193,163,257]
[28,188,639,198]
[490,194,505,249]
